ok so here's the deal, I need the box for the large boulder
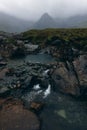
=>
[10,46,26,58]
[0,99,40,130]
[24,44,39,54]
[51,63,80,96]
[73,54,87,94]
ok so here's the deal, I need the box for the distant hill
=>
[77,21,87,28]
[33,13,57,29]
[0,12,87,33]
[62,14,87,28]
[33,13,87,29]
[0,12,34,33]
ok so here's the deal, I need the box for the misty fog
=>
[0,0,87,20]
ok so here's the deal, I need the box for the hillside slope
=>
[0,12,34,33]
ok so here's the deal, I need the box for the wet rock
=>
[0,86,9,96]
[10,47,26,58]
[30,76,42,88]
[0,98,5,105]
[8,78,26,90]
[9,82,21,89]
[17,40,24,45]
[73,54,87,95]
[40,78,49,89]
[0,97,13,107]
[0,99,40,130]
[30,102,44,112]
[5,68,15,76]
[25,44,39,53]
[0,81,10,97]
[0,55,3,61]
[51,63,80,96]
[0,61,7,66]
[16,80,21,88]
[24,76,32,88]
[9,83,17,89]
[0,68,9,80]
[15,70,25,77]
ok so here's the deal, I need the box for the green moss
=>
[22,28,87,50]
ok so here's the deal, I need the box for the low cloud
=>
[0,0,87,20]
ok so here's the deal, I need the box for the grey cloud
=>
[0,0,87,20]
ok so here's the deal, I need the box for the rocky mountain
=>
[0,12,34,33]
[33,13,57,29]
[0,12,87,33]
[33,13,87,29]
[30,14,87,29]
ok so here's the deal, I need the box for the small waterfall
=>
[43,69,50,76]
[43,84,51,98]
[22,84,51,103]
[33,84,40,90]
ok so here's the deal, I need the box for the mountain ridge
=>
[0,12,87,33]
[0,11,34,33]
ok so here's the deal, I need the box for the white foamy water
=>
[37,90,43,94]
[43,84,51,98]
[33,84,40,90]
[22,84,51,103]
[44,69,50,74]
[22,89,43,102]
[43,69,50,76]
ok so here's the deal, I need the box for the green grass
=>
[22,28,87,50]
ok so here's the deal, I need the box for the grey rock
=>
[73,54,87,94]
[51,63,80,96]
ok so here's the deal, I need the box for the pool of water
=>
[8,54,55,67]
[40,91,87,130]
[25,54,55,63]
[21,87,87,130]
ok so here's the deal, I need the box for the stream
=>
[1,54,87,130]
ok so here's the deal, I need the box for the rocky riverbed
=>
[0,31,87,130]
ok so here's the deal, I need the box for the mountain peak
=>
[33,13,56,29]
[40,13,53,20]
[41,13,50,17]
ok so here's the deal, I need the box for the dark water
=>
[8,54,55,67]
[7,54,87,130]
[25,54,55,63]
[22,89,87,130]
[40,92,87,130]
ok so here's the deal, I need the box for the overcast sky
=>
[0,0,87,20]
